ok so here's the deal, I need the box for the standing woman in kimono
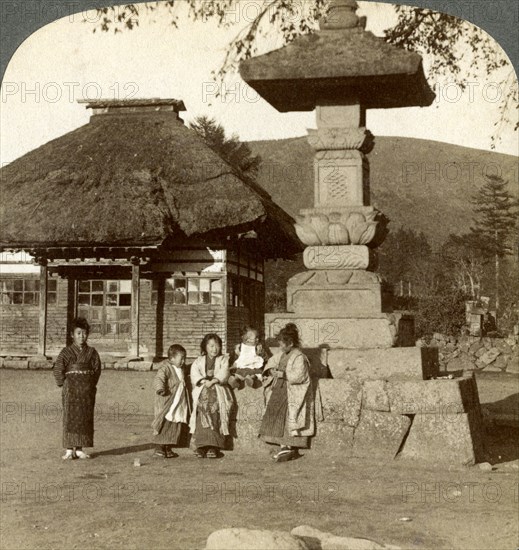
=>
[259,323,316,462]
[189,333,233,459]
[53,318,101,460]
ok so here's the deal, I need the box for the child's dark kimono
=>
[53,343,101,448]
[152,360,189,447]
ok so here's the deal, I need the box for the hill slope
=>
[248,136,518,247]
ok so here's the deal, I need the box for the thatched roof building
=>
[0,99,302,360]
[0,98,300,258]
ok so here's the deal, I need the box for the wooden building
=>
[0,99,301,360]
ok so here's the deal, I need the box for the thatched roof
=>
[240,27,435,111]
[0,99,301,258]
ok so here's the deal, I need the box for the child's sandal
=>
[206,447,220,459]
[194,448,206,459]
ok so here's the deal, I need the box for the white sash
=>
[165,366,189,424]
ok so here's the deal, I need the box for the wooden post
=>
[131,258,140,357]
[38,259,48,357]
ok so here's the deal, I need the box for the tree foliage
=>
[414,289,468,337]
[189,115,261,178]
[93,1,518,145]
[378,226,439,297]
[468,175,518,311]
[439,233,485,301]
[469,175,518,258]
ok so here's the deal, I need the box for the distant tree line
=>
[193,115,518,338]
[378,175,518,336]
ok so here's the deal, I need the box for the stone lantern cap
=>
[239,0,435,112]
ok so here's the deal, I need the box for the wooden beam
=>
[131,258,141,358]
[38,259,48,357]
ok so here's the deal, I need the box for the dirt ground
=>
[0,369,517,550]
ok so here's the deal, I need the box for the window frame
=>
[152,275,224,306]
[0,276,58,306]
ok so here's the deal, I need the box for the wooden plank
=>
[38,261,48,356]
[131,260,140,357]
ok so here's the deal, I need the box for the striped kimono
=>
[54,344,101,448]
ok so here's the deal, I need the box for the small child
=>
[151,344,190,458]
[228,326,267,390]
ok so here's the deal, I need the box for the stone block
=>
[102,362,116,370]
[228,420,265,453]
[28,358,52,369]
[227,388,266,453]
[478,347,501,365]
[113,362,128,370]
[353,410,411,459]
[287,270,385,317]
[475,359,486,369]
[475,347,486,358]
[469,341,483,355]
[301,348,332,378]
[291,526,401,550]
[231,387,265,423]
[506,358,519,373]
[493,339,512,354]
[312,422,355,455]
[3,360,29,369]
[205,529,307,550]
[327,347,439,380]
[484,355,507,372]
[362,380,390,411]
[265,315,396,349]
[318,378,362,426]
[386,377,479,415]
[399,409,485,465]
[127,360,153,371]
[303,245,371,270]
[446,353,476,372]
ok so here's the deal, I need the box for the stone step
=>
[399,408,485,465]
[386,375,480,415]
[265,315,396,349]
[326,347,439,380]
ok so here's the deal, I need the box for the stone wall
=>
[230,369,485,465]
[417,333,519,374]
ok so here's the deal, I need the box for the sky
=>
[0,0,518,165]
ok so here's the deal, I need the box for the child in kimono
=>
[189,333,233,459]
[259,323,316,463]
[151,344,189,458]
[53,317,102,460]
[228,326,267,390]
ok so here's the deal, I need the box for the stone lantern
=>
[239,1,486,467]
[240,0,435,352]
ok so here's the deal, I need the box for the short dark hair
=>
[277,323,300,348]
[200,333,223,355]
[71,317,90,334]
[167,344,186,359]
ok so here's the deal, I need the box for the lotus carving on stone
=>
[295,210,385,247]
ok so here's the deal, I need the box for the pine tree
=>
[189,115,261,178]
[470,175,518,312]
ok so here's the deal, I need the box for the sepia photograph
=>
[0,0,518,548]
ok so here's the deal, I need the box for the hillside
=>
[248,136,518,248]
